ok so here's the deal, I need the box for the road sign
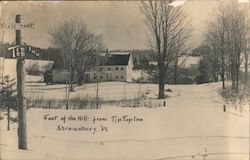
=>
[15,48,25,58]
[8,44,38,58]
[0,23,35,30]
[8,46,25,58]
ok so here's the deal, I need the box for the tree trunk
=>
[70,74,74,91]
[221,52,225,89]
[244,52,248,85]
[77,76,83,86]
[235,51,241,94]
[158,79,165,99]
[158,63,165,99]
[231,61,237,94]
[235,62,240,94]
[7,106,10,131]
[173,58,178,84]
[69,65,75,92]
[77,70,85,86]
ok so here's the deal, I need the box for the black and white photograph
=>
[0,0,249,159]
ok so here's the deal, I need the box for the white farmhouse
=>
[84,52,134,82]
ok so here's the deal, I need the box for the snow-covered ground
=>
[0,78,249,160]
[149,56,201,69]
[0,58,53,80]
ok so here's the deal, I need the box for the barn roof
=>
[104,53,130,66]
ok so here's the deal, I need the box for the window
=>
[115,67,119,70]
[120,76,123,79]
[93,74,97,79]
[116,76,119,79]
[100,67,103,71]
[108,67,111,70]
[121,67,123,70]
[100,76,103,79]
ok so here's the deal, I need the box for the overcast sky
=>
[0,1,223,50]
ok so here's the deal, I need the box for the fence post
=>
[48,100,50,109]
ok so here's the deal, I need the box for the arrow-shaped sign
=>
[8,44,39,58]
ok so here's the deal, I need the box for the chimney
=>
[106,49,109,54]
[106,49,111,57]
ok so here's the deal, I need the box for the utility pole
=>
[16,14,27,150]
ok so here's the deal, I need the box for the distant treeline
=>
[0,43,157,67]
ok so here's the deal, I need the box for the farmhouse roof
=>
[104,53,130,66]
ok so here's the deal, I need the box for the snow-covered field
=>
[0,78,249,160]
[0,58,53,80]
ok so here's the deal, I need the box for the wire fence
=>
[26,97,167,109]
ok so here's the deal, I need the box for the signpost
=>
[0,14,35,150]
[0,22,35,30]
[16,14,28,150]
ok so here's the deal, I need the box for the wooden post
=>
[96,82,99,109]
[16,14,28,150]
[123,83,127,107]
[48,100,51,109]
[66,71,70,110]
[66,82,69,110]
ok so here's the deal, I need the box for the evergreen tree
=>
[0,75,17,130]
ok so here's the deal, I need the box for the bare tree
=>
[226,2,249,94]
[140,0,191,99]
[206,5,229,89]
[49,19,104,91]
[75,33,104,86]
[204,2,249,94]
